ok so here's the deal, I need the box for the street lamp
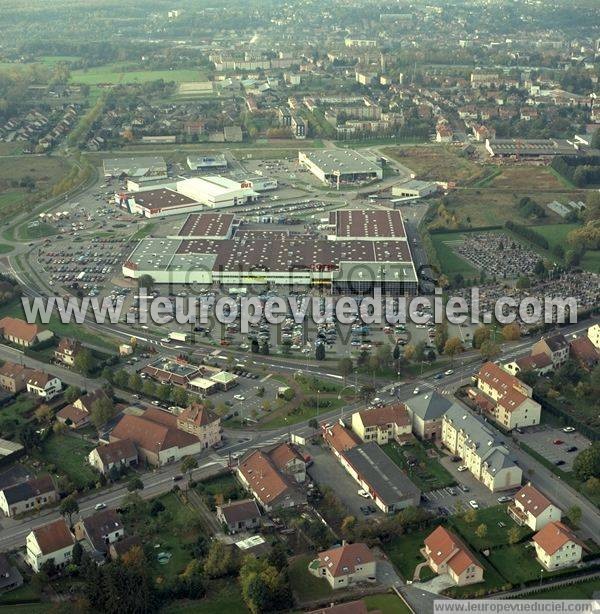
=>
[337,383,360,421]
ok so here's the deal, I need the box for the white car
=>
[357,489,371,499]
[468,500,479,510]
[413,387,420,395]
[233,395,245,401]
[562,427,575,433]
[444,369,454,376]
[457,465,468,472]
[94,502,106,511]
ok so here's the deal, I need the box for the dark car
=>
[450,456,461,462]
[566,446,578,453]
[554,460,566,466]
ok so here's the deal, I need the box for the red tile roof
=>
[515,353,552,371]
[323,423,360,455]
[514,483,553,518]
[478,362,529,412]
[570,336,599,366]
[307,601,369,614]
[32,518,74,555]
[356,403,410,428]
[0,317,43,343]
[95,439,138,466]
[178,403,219,427]
[533,521,584,556]
[267,442,303,471]
[317,543,374,578]
[238,449,294,507]
[424,526,481,576]
[56,404,90,426]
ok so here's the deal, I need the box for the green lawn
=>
[429,232,479,278]
[450,504,532,551]
[0,244,13,253]
[443,558,508,598]
[364,593,412,614]
[164,580,248,613]
[131,222,157,240]
[382,441,456,492]
[0,396,36,433]
[383,528,433,581]
[20,222,58,240]
[528,577,600,599]
[488,543,578,585]
[37,434,97,489]
[0,581,41,605]
[70,65,205,85]
[289,554,334,603]
[259,396,345,429]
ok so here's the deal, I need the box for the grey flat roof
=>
[103,156,167,174]
[301,149,382,174]
[344,442,421,506]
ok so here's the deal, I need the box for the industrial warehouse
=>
[116,176,259,217]
[122,210,418,294]
[298,149,383,186]
[102,156,168,179]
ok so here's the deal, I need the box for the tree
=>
[113,369,129,389]
[74,348,95,375]
[404,344,416,361]
[566,505,582,528]
[72,541,84,566]
[128,373,142,392]
[19,424,40,450]
[475,523,488,539]
[507,526,521,545]
[171,386,188,407]
[338,357,353,382]
[60,495,79,526]
[156,383,171,401]
[414,340,427,362]
[573,444,600,482]
[472,326,491,349]
[315,344,326,361]
[181,455,198,484]
[34,404,52,424]
[464,508,477,523]
[142,380,156,398]
[239,556,293,614]
[204,541,238,579]
[308,418,319,434]
[434,322,449,354]
[480,339,501,361]
[137,274,155,291]
[64,385,82,404]
[502,323,521,341]
[91,396,115,429]
[443,337,463,364]
[127,477,144,492]
[251,338,259,353]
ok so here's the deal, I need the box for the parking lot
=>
[515,425,590,471]
[307,443,384,519]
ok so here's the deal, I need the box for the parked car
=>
[555,460,566,466]
[567,446,578,453]
[497,496,512,503]
[413,387,420,395]
[450,456,461,462]
[562,427,575,433]
[444,369,454,376]
[457,465,468,472]
[94,502,107,511]
[553,439,564,445]
[468,500,479,509]
[459,484,470,493]
[357,489,370,499]
[233,395,245,401]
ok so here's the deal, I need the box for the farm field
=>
[381,145,481,184]
[69,64,206,85]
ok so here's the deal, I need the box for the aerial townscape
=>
[0,0,599,613]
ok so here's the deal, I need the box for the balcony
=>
[507,503,527,526]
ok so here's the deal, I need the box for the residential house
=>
[0,553,22,594]
[587,324,600,351]
[236,448,306,512]
[504,353,553,377]
[26,371,62,401]
[176,403,221,449]
[88,439,138,475]
[26,518,74,572]
[265,442,306,483]
[404,392,453,441]
[442,405,522,492]
[56,403,91,429]
[0,475,58,518]
[74,509,124,554]
[0,362,33,394]
[53,338,82,367]
[436,124,453,143]
[532,521,584,571]
[309,542,376,590]
[110,408,203,466]
[0,317,53,348]
[569,336,599,370]
[509,483,562,531]
[472,362,541,430]
[216,499,262,533]
[532,334,570,369]
[351,403,412,445]
[423,526,484,586]
[322,423,360,462]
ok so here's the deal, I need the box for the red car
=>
[553,439,564,445]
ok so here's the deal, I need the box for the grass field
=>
[165,580,248,613]
[20,221,58,240]
[381,145,481,184]
[363,593,412,614]
[0,243,13,253]
[528,577,600,599]
[429,232,479,278]
[382,441,456,492]
[0,396,36,433]
[487,167,565,191]
[383,528,435,581]
[450,505,532,551]
[37,434,97,489]
[70,64,206,85]
[530,223,600,272]
[289,554,334,602]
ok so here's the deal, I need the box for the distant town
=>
[0,1,598,613]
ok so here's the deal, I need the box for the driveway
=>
[307,444,383,520]
[413,573,455,595]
